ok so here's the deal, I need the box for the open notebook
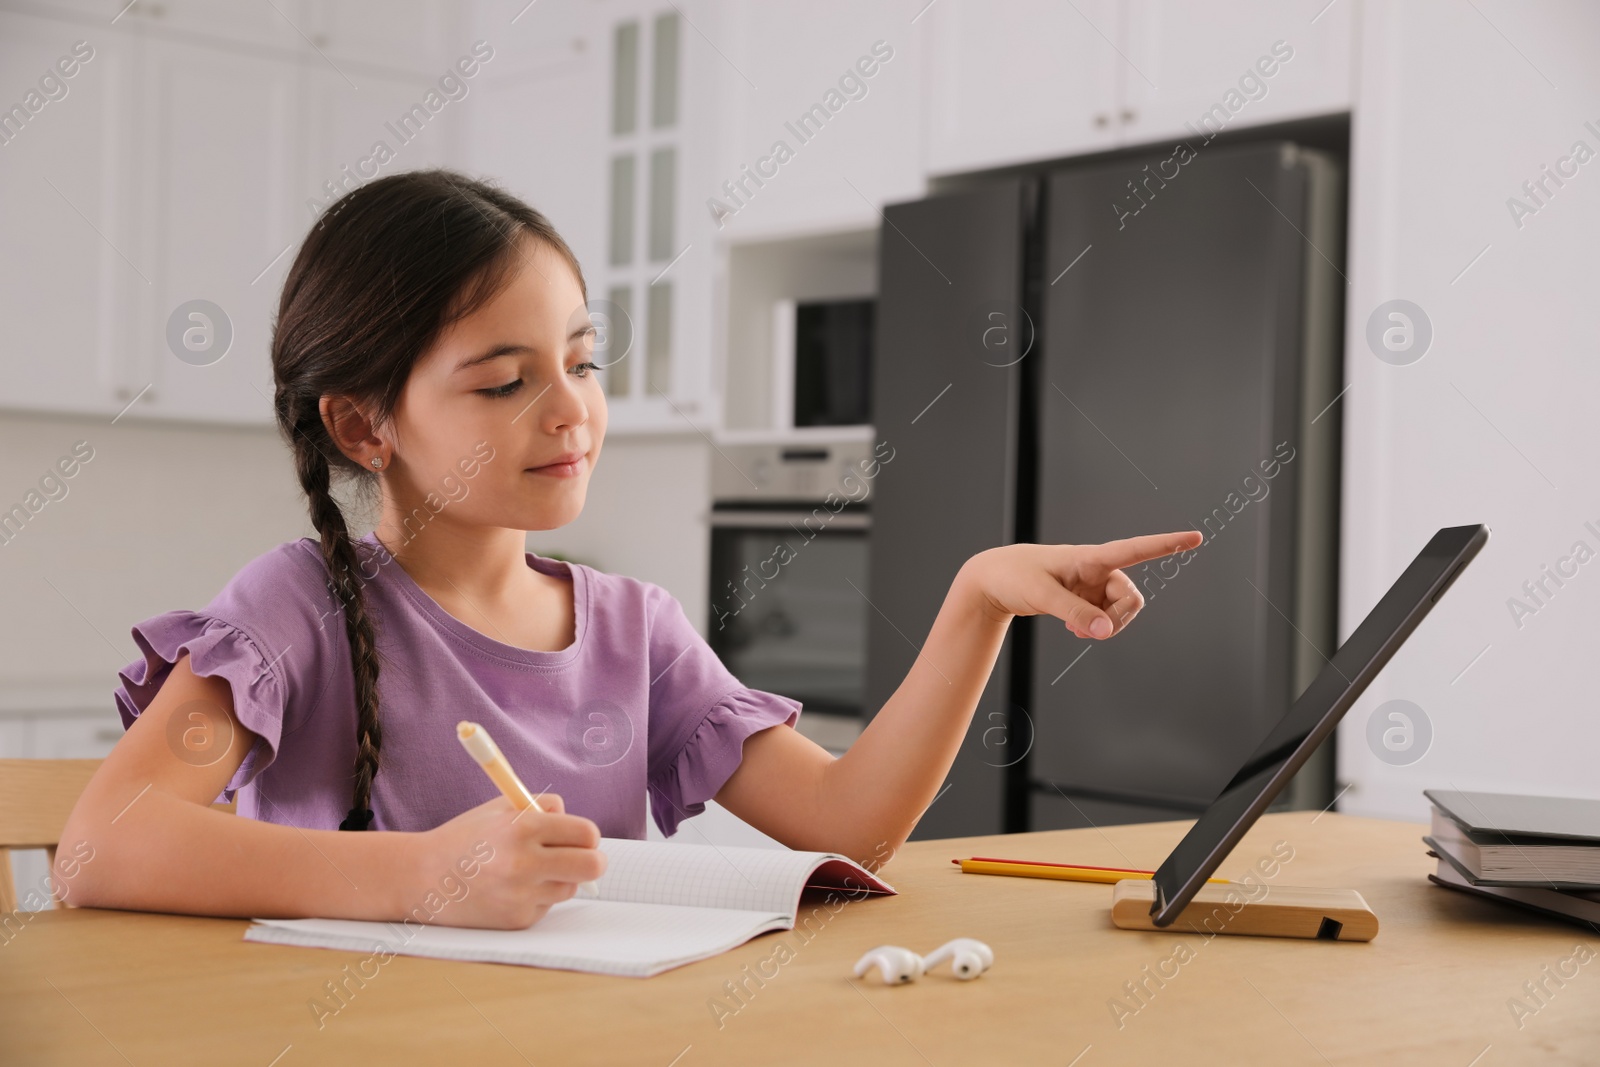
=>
[244,837,896,978]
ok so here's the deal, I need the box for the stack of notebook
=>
[1422,788,1600,928]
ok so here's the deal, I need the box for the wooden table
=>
[4,812,1597,1065]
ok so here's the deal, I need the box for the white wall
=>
[1335,0,1600,821]
[527,433,713,633]
[0,412,310,702]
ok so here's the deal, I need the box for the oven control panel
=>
[710,438,889,504]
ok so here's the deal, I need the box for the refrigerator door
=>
[1030,141,1335,819]
[866,181,1027,840]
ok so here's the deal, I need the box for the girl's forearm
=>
[61,787,427,921]
[819,561,1011,860]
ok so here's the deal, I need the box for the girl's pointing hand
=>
[961,531,1204,639]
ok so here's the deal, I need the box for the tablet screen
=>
[1149,524,1489,926]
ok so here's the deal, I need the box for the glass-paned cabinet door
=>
[603,8,680,414]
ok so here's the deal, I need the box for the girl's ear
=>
[319,394,385,464]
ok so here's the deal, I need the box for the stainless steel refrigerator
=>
[865,140,1345,840]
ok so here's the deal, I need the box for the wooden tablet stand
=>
[1110,880,1379,941]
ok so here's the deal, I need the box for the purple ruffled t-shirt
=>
[112,531,801,838]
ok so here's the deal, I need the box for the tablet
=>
[1148,523,1490,926]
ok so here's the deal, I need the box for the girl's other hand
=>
[961,531,1204,639]
[412,792,607,930]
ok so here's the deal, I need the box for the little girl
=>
[59,169,1199,930]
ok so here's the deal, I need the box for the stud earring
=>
[370,457,383,469]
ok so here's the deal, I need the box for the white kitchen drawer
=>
[30,714,125,759]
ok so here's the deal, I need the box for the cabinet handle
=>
[1094,113,1109,128]
[1120,108,1137,123]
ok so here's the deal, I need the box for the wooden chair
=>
[0,758,235,913]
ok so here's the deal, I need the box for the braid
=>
[291,412,385,831]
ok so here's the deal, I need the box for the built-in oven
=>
[707,436,881,752]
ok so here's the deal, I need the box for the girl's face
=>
[384,237,606,535]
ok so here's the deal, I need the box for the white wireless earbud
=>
[852,945,925,984]
[922,938,994,979]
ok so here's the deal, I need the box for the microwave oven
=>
[775,297,875,429]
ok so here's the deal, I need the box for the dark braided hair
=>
[270,169,587,830]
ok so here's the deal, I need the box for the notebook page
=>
[591,837,879,915]
[246,899,793,978]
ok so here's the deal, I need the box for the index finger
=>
[1085,530,1203,570]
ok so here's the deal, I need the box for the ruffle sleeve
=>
[114,609,290,799]
[647,686,801,839]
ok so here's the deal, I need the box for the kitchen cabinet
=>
[458,3,605,296]
[121,34,301,424]
[299,63,458,233]
[0,1,457,428]
[923,0,1353,176]
[467,0,922,435]
[494,0,721,435]
[708,1,925,242]
[1118,0,1353,148]
[27,714,124,759]
[304,0,457,76]
[0,0,1354,434]
[96,0,451,76]
[922,0,1122,174]
[0,720,29,759]
[0,10,124,418]
[106,0,305,53]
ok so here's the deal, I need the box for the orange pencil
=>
[952,856,1229,885]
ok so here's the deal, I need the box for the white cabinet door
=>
[1118,0,1353,148]
[304,0,455,76]
[300,63,458,218]
[923,0,1121,175]
[113,0,305,53]
[0,5,470,427]
[711,0,925,240]
[124,36,300,425]
[0,13,125,418]
[0,720,29,759]
[502,0,714,434]
[30,714,125,759]
[458,7,603,278]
